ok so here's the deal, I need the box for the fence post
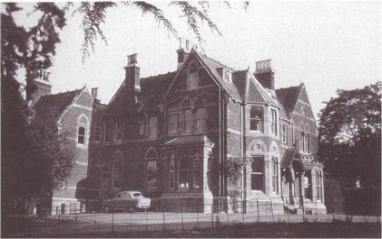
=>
[111,208,114,233]
[145,208,148,231]
[75,214,78,236]
[196,203,200,229]
[162,210,166,231]
[256,199,260,222]
[316,199,319,222]
[242,199,245,224]
[211,211,214,228]
[181,212,184,232]
[270,197,275,223]
[57,213,60,237]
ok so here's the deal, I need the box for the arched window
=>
[169,154,175,191]
[145,148,158,190]
[196,108,207,132]
[270,142,280,194]
[77,115,88,145]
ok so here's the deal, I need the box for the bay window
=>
[168,114,178,136]
[271,109,277,135]
[250,106,264,132]
[272,157,279,193]
[251,156,264,191]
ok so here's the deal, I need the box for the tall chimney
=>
[254,59,274,90]
[176,38,189,68]
[30,70,52,107]
[125,53,140,91]
[91,87,98,99]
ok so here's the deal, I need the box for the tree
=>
[318,82,381,192]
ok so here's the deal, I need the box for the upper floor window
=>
[251,156,264,191]
[300,131,310,153]
[184,109,193,133]
[94,127,102,142]
[148,117,158,139]
[77,115,88,145]
[78,127,85,144]
[282,125,287,144]
[139,121,145,136]
[224,70,232,83]
[196,108,207,132]
[187,62,199,90]
[115,122,124,141]
[250,106,264,132]
[271,109,277,135]
[168,114,178,136]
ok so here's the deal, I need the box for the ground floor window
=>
[251,156,264,191]
[304,171,312,200]
[145,148,158,190]
[178,153,201,192]
[272,157,279,193]
[315,170,323,201]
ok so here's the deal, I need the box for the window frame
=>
[168,113,178,136]
[251,156,265,191]
[250,106,264,132]
[271,109,278,135]
[271,157,279,193]
[148,117,158,139]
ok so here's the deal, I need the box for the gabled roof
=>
[276,84,302,117]
[33,89,82,120]
[197,53,242,100]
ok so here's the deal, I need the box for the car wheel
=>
[128,206,135,213]
[103,205,110,213]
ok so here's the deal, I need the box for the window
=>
[315,171,322,201]
[168,114,178,136]
[272,157,279,193]
[146,161,157,189]
[78,127,85,144]
[250,106,264,131]
[112,152,123,190]
[139,121,145,136]
[94,127,102,142]
[178,153,201,192]
[169,157,175,190]
[196,108,207,132]
[145,148,158,190]
[224,70,232,83]
[304,172,312,200]
[271,109,277,135]
[77,115,88,145]
[251,156,264,191]
[282,125,287,143]
[115,122,124,140]
[184,109,193,132]
[148,117,158,138]
[300,132,309,153]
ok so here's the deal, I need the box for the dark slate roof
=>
[33,89,82,120]
[232,70,248,100]
[164,135,213,147]
[275,85,301,117]
[140,71,177,110]
[198,53,242,100]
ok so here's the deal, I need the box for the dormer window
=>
[224,70,232,83]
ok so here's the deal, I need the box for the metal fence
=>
[9,197,382,237]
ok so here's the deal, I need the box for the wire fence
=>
[9,196,382,237]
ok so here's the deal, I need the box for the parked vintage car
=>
[102,191,151,213]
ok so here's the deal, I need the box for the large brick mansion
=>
[32,47,326,215]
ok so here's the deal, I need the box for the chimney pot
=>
[254,59,274,90]
[127,53,138,66]
[91,87,98,99]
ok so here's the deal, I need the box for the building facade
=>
[87,48,326,214]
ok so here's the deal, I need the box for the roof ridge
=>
[200,53,236,71]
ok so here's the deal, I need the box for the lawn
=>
[3,215,381,238]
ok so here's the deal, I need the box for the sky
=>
[9,0,381,117]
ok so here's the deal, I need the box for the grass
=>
[3,216,381,238]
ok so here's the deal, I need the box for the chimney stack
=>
[125,53,140,91]
[91,87,98,99]
[30,69,52,107]
[254,59,274,90]
[177,38,190,67]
